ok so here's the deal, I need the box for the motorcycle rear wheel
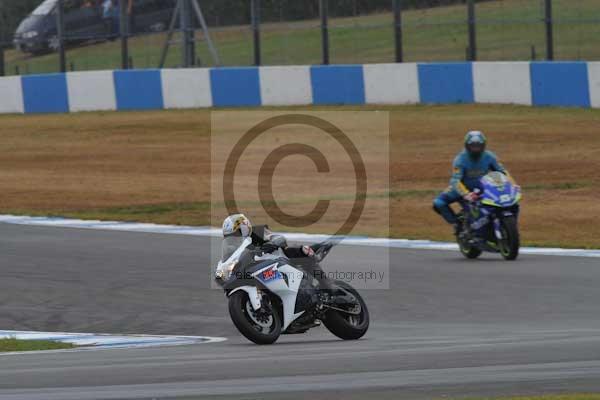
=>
[459,241,482,259]
[323,281,369,340]
[228,291,282,345]
[456,213,482,259]
[457,231,482,259]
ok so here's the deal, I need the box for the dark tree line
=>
[0,0,40,43]
[202,0,475,26]
[1,0,481,45]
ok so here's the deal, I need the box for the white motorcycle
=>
[214,236,369,344]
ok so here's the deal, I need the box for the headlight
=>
[23,31,39,39]
[215,260,238,280]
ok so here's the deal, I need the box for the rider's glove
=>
[302,245,315,257]
[463,192,480,203]
[261,242,279,254]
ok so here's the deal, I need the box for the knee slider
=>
[432,199,444,214]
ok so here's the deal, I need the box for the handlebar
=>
[312,240,336,262]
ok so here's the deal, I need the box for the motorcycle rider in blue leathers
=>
[433,131,517,235]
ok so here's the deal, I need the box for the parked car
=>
[14,0,176,54]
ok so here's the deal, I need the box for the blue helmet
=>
[464,131,487,159]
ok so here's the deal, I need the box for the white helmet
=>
[222,214,253,238]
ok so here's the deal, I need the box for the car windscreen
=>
[32,0,58,16]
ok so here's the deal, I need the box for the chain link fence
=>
[1,0,600,77]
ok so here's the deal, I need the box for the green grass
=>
[1,202,211,227]
[4,0,600,75]
[463,395,600,400]
[0,338,74,352]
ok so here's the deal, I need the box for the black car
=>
[14,0,176,54]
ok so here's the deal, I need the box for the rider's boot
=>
[317,275,355,307]
[455,223,475,246]
[454,213,466,237]
[312,266,344,304]
[316,273,335,292]
[453,222,461,237]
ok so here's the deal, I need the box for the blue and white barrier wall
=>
[1,61,600,114]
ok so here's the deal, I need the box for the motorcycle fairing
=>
[480,172,522,207]
[251,262,306,330]
[217,235,344,335]
[461,172,522,252]
[229,286,262,310]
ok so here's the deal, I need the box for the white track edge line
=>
[0,330,227,355]
[1,215,599,258]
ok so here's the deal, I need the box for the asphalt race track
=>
[1,223,600,400]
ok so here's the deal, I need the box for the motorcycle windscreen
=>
[481,171,509,188]
[481,172,519,206]
[221,236,245,262]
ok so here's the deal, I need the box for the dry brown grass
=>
[0,110,210,209]
[388,105,600,247]
[1,104,599,248]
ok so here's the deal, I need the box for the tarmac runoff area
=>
[1,217,600,399]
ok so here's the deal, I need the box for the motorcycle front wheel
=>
[498,216,520,261]
[323,281,369,340]
[228,291,282,345]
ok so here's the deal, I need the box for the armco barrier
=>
[418,63,474,104]
[0,62,599,114]
[310,65,365,105]
[210,67,262,107]
[530,62,590,108]
[22,73,70,113]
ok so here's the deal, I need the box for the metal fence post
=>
[180,0,194,67]
[251,0,261,66]
[319,0,330,65]
[188,0,196,66]
[120,0,129,69]
[191,0,221,66]
[467,0,477,61]
[0,48,5,77]
[56,0,67,73]
[545,0,554,60]
[180,0,189,67]
[393,0,403,63]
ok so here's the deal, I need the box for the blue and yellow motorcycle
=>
[457,172,522,261]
